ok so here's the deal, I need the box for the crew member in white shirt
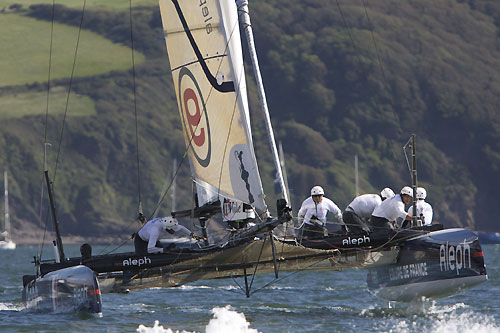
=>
[298,186,342,239]
[370,186,413,230]
[343,187,395,233]
[134,216,197,254]
[408,187,433,226]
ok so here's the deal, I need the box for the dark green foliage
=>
[1,0,499,242]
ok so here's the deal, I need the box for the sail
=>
[159,0,267,213]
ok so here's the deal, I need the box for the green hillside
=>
[0,13,145,87]
[0,90,95,118]
[0,0,156,10]
[0,0,499,245]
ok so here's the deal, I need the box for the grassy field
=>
[0,0,157,10]
[0,89,95,119]
[0,13,145,88]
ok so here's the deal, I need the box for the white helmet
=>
[161,216,178,230]
[416,187,427,200]
[311,186,324,196]
[400,186,413,197]
[380,187,395,199]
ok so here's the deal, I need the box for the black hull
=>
[22,265,102,314]
[367,228,487,301]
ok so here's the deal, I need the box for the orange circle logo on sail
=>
[178,67,211,167]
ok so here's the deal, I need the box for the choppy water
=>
[1,244,499,332]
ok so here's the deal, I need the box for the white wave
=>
[428,302,468,315]
[136,320,195,333]
[136,306,259,333]
[216,285,239,291]
[206,305,260,333]
[267,285,294,290]
[177,285,212,290]
[0,302,25,311]
[430,311,500,333]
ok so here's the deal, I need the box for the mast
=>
[354,155,359,197]
[236,0,289,206]
[410,134,418,227]
[278,142,291,206]
[3,171,9,235]
[44,170,65,261]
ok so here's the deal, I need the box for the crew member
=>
[343,188,395,233]
[298,186,342,239]
[408,187,433,225]
[134,216,197,254]
[370,186,413,230]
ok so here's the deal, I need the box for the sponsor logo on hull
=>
[122,256,152,267]
[342,235,370,246]
[389,263,428,281]
[440,240,471,275]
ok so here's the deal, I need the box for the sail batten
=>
[159,0,267,213]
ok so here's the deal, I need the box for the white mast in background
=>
[4,171,9,235]
[355,155,359,197]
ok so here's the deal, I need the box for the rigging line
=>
[361,0,393,109]
[37,206,51,263]
[360,0,403,165]
[230,274,247,295]
[335,0,364,69]
[338,0,402,163]
[151,14,239,218]
[129,0,143,212]
[248,234,267,293]
[38,0,57,258]
[52,0,87,183]
[403,137,412,175]
[250,251,339,295]
[276,223,290,271]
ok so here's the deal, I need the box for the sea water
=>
[0,244,499,332]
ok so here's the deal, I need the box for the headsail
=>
[159,0,267,213]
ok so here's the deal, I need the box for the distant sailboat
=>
[0,171,16,249]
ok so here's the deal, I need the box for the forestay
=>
[159,0,267,213]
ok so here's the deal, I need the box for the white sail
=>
[159,0,267,213]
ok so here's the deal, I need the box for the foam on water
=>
[360,302,500,333]
[430,310,500,333]
[137,305,259,333]
[206,305,259,333]
[136,320,192,333]
[177,285,211,291]
[0,302,25,311]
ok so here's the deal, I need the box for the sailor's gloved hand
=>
[190,232,206,241]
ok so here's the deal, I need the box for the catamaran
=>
[22,0,487,313]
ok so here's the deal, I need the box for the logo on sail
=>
[178,67,211,167]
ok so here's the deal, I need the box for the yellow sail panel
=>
[159,0,266,212]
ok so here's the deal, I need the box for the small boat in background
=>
[477,231,500,244]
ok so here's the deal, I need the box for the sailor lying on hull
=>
[343,187,395,234]
[134,217,202,254]
[298,186,343,239]
[370,186,413,231]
